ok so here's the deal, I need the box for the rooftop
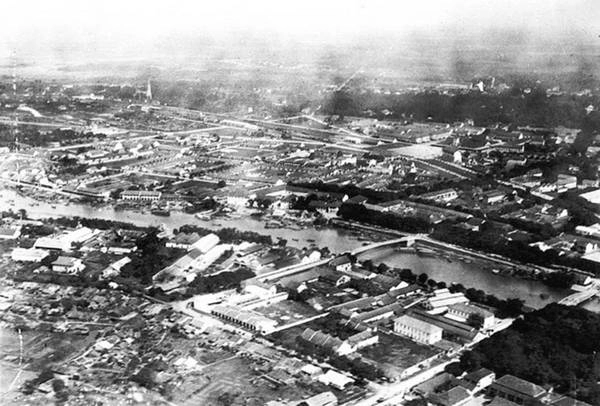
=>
[493,374,546,398]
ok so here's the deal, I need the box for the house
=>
[52,256,85,274]
[419,188,459,203]
[551,396,592,406]
[556,174,577,193]
[298,391,338,406]
[458,368,496,393]
[461,218,486,232]
[299,328,355,356]
[34,227,98,252]
[429,386,472,406]
[414,373,458,396]
[11,247,49,262]
[317,370,355,390]
[409,309,481,342]
[166,232,202,249]
[210,304,277,335]
[394,314,443,345]
[319,270,351,287]
[371,274,406,292]
[575,223,600,239]
[329,255,352,272]
[484,190,506,205]
[488,375,546,406]
[345,195,369,205]
[423,292,469,312]
[554,126,581,144]
[346,329,379,350]
[446,303,495,329]
[488,397,521,406]
[0,224,21,240]
[101,257,132,279]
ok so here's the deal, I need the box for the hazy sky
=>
[2,0,599,61]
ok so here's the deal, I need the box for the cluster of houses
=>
[414,369,592,406]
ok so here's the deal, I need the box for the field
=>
[359,332,439,378]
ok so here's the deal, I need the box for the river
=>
[1,188,570,308]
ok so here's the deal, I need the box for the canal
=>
[1,188,570,308]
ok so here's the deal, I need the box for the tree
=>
[418,273,429,285]
[467,313,484,329]
[460,350,483,372]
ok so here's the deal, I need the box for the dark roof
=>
[492,375,546,399]
[463,368,494,383]
[551,396,593,406]
[429,386,471,406]
[488,396,521,406]
[345,195,369,204]
[329,255,352,267]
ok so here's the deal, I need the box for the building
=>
[298,391,338,406]
[52,256,85,274]
[429,386,472,406]
[317,370,355,390]
[11,247,50,262]
[101,257,132,279]
[227,284,289,310]
[346,329,379,350]
[488,375,546,406]
[34,227,98,252]
[484,190,506,205]
[211,304,277,335]
[419,189,459,203]
[446,303,495,329]
[551,396,593,406]
[299,328,355,356]
[189,233,220,253]
[554,126,581,144]
[458,368,496,393]
[394,314,443,345]
[0,224,21,240]
[556,174,577,193]
[120,190,162,201]
[581,188,600,205]
[575,223,600,239]
[329,255,352,272]
[423,292,469,312]
[166,232,202,249]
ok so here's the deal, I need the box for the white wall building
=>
[394,314,443,345]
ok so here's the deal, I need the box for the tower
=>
[146,79,152,101]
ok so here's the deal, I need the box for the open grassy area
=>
[359,332,439,377]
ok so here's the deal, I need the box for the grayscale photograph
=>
[1,0,600,405]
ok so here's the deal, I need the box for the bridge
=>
[259,235,422,282]
[350,235,421,256]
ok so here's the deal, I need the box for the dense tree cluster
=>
[322,87,600,130]
[460,304,600,404]
[338,203,431,233]
[177,225,272,245]
[432,221,599,274]
[120,231,185,285]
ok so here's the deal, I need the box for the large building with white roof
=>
[394,314,443,345]
[210,304,277,335]
[34,227,98,252]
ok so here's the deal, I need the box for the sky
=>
[1,0,599,62]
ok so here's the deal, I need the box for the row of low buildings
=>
[415,369,592,406]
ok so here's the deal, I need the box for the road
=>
[352,358,456,406]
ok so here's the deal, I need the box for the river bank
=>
[1,186,570,308]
